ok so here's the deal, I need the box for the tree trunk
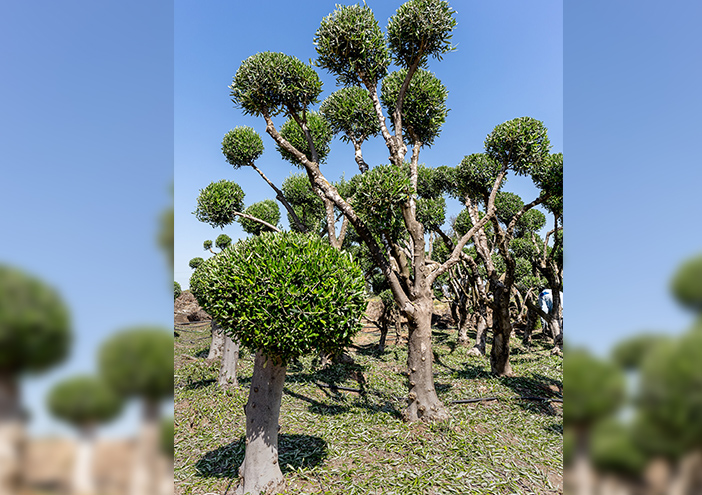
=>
[378,307,389,353]
[393,308,405,345]
[456,300,470,346]
[523,306,536,346]
[0,372,23,495]
[466,308,488,357]
[236,350,287,495]
[490,289,513,376]
[130,400,160,495]
[74,426,96,495]
[218,334,239,387]
[405,297,448,422]
[572,427,594,495]
[207,320,225,361]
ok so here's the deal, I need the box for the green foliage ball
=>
[314,4,389,86]
[230,52,322,117]
[277,111,333,166]
[380,68,448,146]
[221,126,264,169]
[564,347,625,428]
[0,264,71,373]
[353,163,412,238]
[611,332,668,371]
[387,0,457,68]
[193,180,245,229]
[320,86,380,144]
[189,257,204,270]
[99,327,174,402]
[484,117,551,175]
[47,375,123,428]
[192,232,366,364]
[590,419,647,476]
[494,191,524,226]
[670,253,702,313]
[454,153,503,202]
[203,239,213,251]
[240,199,281,236]
[215,234,232,251]
[174,281,182,300]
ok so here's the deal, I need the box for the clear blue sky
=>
[0,1,174,437]
[565,1,702,354]
[174,0,564,290]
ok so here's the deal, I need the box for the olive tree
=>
[99,327,173,495]
[191,231,365,494]
[47,375,123,495]
[226,0,555,419]
[564,348,625,495]
[0,264,71,493]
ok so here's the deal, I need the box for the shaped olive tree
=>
[191,231,365,495]
[0,264,71,493]
[226,0,555,419]
[47,375,123,495]
[99,327,173,495]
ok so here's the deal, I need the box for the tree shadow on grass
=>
[498,373,562,416]
[184,378,216,390]
[195,433,328,478]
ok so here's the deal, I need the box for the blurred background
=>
[0,1,174,494]
[566,1,702,494]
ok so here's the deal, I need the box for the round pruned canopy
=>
[99,327,174,402]
[0,264,71,373]
[47,375,123,428]
[190,232,366,364]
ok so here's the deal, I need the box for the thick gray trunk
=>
[218,334,239,387]
[207,320,225,361]
[466,308,488,357]
[73,427,96,495]
[456,302,470,346]
[523,307,536,346]
[405,297,448,422]
[236,350,287,495]
[0,373,23,495]
[129,401,160,495]
[489,290,513,376]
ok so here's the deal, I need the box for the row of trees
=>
[565,253,702,494]
[181,1,561,493]
[189,0,562,425]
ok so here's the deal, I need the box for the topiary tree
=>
[226,0,557,418]
[214,233,232,251]
[191,231,365,494]
[564,347,625,495]
[188,257,204,270]
[174,281,181,301]
[46,375,123,495]
[0,264,72,493]
[99,327,173,495]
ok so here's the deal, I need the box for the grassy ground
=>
[174,303,562,494]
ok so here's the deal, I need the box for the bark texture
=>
[236,350,287,495]
[207,320,225,361]
[218,335,239,387]
[489,289,513,376]
[466,309,488,357]
[405,298,448,422]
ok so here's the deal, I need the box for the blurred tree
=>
[0,264,71,494]
[192,232,365,494]
[226,0,557,419]
[99,327,173,495]
[47,375,123,495]
[564,347,625,495]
